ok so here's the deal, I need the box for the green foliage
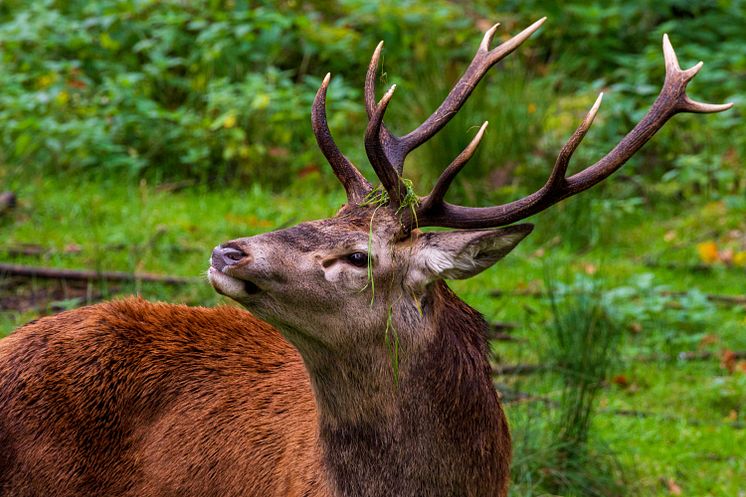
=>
[0,0,478,186]
[510,276,628,497]
[660,153,739,199]
[0,0,352,183]
[1,0,742,197]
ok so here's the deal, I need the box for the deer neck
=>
[282,281,511,497]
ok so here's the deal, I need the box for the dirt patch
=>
[0,277,110,314]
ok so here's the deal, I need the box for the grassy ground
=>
[1,175,744,496]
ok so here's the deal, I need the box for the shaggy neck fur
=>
[280,281,512,497]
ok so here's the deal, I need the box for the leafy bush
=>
[0,0,742,198]
[0,0,478,187]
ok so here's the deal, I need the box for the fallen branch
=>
[0,191,16,215]
[598,408,743,429]
[4,244,46,257]
[491,288,746,307]
[494,383,553,405]
[644,261,713,272]
[491,350,746,378]
[638,350,746,362]
[486,322,524,342]
[155,179,195,193]
[487,321,518,331]
[492,364,545,376]
[487,331,526,342]
[0,263,197,286]
[661,291,746,306]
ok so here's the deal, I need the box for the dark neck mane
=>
[309,281,512,497]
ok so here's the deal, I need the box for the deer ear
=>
[412,224,533,282]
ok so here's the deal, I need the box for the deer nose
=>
[211,244,249,271]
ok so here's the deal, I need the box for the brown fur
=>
[319,282,510,497]
[0,298,325,497]
[0,283,510,497]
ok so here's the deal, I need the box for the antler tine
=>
[365,84,404,205]
[365,41,385,119]
[364,41,405,176]
[311,73,372,204]
[549,92,604,187]
[413,94,603,228]
[412,34,733,230]
[418,121,489,214]
[398,18,546,154]
[362,19,545,178]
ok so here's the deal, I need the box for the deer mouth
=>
[242,279,261,295]
[208,267,263,297]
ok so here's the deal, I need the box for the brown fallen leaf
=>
[721,349,737,373]
[611,374,630,388]
[666,477,682,496]
[699,333,719,348]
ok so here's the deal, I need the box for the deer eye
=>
[344,252,369,268]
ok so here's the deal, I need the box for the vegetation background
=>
[0,1,744,496]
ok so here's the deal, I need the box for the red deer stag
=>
[0,18,732,497]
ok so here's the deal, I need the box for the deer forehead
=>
[270,222,368,253]
[258,209,405,254]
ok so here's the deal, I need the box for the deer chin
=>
[208,266,262,299]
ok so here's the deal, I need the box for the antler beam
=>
[412,34,733,230]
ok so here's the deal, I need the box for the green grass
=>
[1,176,744,496]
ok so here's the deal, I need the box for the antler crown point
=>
[480,23,501,51]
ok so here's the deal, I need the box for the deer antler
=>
[311,73,371,204]
[410,33,733,230]
[364,18,547,207]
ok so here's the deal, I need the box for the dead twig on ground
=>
[638,350,746,362]
[491,288,746,307]
[492,364,545,376]
[0,192,16,216]
[486,321,524,342]
[0,263,196,286]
